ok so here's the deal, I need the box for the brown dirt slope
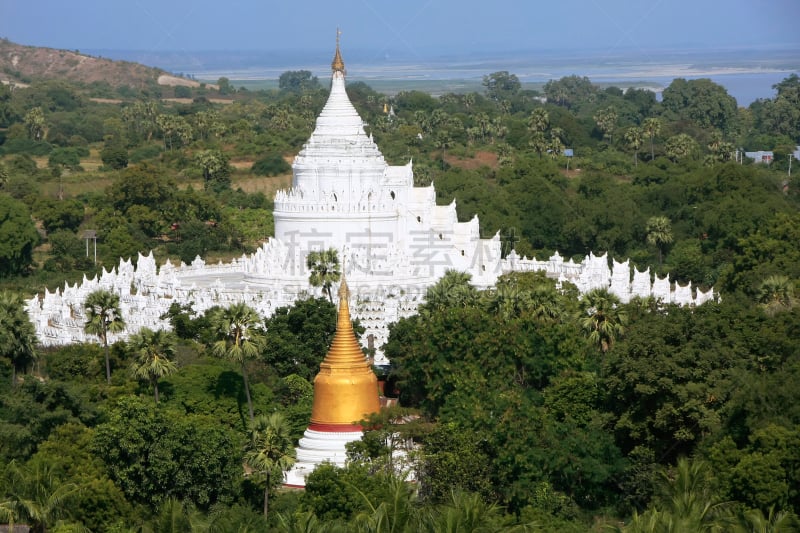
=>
[0,38,166,88]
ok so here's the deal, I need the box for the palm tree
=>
[613,458,735,533]
[245,413,296,519]
[434,131,453,169]
[351,474,418,533]
[277,510,337,533]
[578,288,628,354]
[307,249,341,303]
[654,458,731,532]
[735,506,797,533]
[665,133,698,162]
[642,117,662,161]
[0,292,38,388]
[211,302,265,421]
[645,216,674,266]
[593,106,618,145]
[757,275,796,317]
[462,93,475,110]
[625,127,644,167]
[83,289,126,385]
[527,108,549,135]
[528,132,549,158]
[423,490,509,533]
[607,509,666,533]
[547,130,565,160]
[3,461,80,533]
[422,270,478,314]
[128,328,178,404]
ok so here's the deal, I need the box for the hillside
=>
[0,38,176,88]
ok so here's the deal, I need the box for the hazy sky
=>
[2,0,798,59]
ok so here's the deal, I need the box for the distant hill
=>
[0,38,209,89]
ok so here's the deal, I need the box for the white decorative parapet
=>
[29,246,715,362]
[500,250,715,306]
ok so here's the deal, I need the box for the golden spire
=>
[324,271,363,365]
[310,272,380,427]
[331,27,345,74]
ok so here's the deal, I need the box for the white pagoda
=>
[25,38,715,360]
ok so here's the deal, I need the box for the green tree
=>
[245,413,296,519]
[544,75,597,109]
[92,396,243,509]
[662,78,738,133]
[418,423,495,504]
[252,153,291,176]
[263,297,337,381]
[0,195,39,277]
[0,292,37,387]
[25,424,134,531]
[306,249,341,303]
[34,198,84,233]
[83,289,126,384]
[47,147,82,183]
[128,328,178,404]
[603,302,757,462]
[578,288,627,354]
[217,76,233,95]
[278,70,321,93]
[211,302,265,421]
[645,216,673,266]
[483,71,521,102]
[100,138,128,170]
[753,74,800,141]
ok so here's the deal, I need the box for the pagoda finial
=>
[332,27,345,74]
[338,267,349,301]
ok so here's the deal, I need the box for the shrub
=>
[251,153,291,176]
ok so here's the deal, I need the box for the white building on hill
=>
[26,42,715,362]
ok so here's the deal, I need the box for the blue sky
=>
[1,0,798,58]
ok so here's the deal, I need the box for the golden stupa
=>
[309,275,380,428]
[331,28,346,74]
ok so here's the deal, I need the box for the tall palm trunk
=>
[154,381,160,404]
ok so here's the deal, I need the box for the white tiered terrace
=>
[26,46,715,361]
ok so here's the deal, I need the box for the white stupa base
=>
[284,428,365,487]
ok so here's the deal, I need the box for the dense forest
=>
[0,58,799,531]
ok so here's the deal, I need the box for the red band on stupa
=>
[308,422,364,432]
